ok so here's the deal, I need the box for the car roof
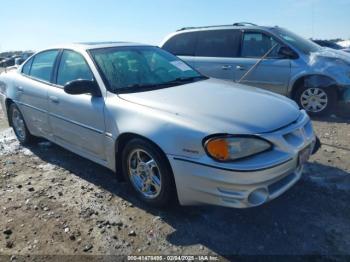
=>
[43,42,151,53]
[175,24,276,33]
[159,24,278,47]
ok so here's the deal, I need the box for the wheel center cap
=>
[308,96,318,104]
[137,163,150,177]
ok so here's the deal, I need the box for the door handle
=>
[221,65,232,70]
[236,65,246,71]
[16,86,24,92]
[49,96,59,103]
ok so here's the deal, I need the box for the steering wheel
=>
[153,67,169,75]
[152,67,169,82]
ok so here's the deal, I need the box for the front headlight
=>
[204,135,272,162]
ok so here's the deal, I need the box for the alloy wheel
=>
[127,149,162,199]
[12,107,26,141]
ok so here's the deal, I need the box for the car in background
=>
[0,42,317,208]
[0,52,34,68]
[0,57,15,67]
[14,52,34,66]
[337,40,350,51]
[312,40,343,50]
[0,55,21,67]
[161,23,350,116]
[312,40,350,53]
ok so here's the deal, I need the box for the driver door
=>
[47,50,106,161]
[235,31,291,95]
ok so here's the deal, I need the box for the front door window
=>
[241,32,281,58]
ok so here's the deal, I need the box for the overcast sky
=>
[1,0,349,52]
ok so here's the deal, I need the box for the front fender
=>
[105,96,213,160]
[289,74,339,98]
[302,75,337,88]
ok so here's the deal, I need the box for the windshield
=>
[90,46,205,93]
[272,28,321,54]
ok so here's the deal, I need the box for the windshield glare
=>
[90,46,203,92]
[272,28,321,54]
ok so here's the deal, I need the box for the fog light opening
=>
[247,188,269,206]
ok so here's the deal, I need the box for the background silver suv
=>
[161,23,350,116]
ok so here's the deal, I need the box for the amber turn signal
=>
[205,138,230,161]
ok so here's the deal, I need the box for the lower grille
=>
[268,172,296,194]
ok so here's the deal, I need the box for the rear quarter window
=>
[162,32,197,56]
[21,58,33,75]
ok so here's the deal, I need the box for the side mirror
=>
[64,80,101,97]
[277,46,298,59]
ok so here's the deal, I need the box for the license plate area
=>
[298,145,311,166]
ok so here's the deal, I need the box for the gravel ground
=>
[0,107,350,261]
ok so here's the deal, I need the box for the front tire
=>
[9,103,35,144]
[121,138,176,207]
[294,86,337,117]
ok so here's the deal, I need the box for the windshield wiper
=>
[117,76,208,93]
[164,75,208,85]
[117,82,177,93]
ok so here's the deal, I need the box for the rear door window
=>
[162,32,197,56]
[56,50,94,86]
[29,50,59,82]
[241,32,281,58]
[196,29,241,57]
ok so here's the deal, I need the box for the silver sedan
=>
[0,42,318,208]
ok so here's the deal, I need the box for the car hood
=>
[118,79,300,134]
[309,48,350,67]
[307,48,350,83]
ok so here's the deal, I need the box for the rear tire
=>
[121,138,176,207]
[9,103,35,145]
[294,85,337,117]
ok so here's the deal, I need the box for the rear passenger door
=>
[194,29,241,80]
[235,31,291,95]
[16,50,59,137]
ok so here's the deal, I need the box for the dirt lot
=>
[0,106,350,261]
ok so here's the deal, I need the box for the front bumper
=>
[169,156,305,208]
[168,111,316,208]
